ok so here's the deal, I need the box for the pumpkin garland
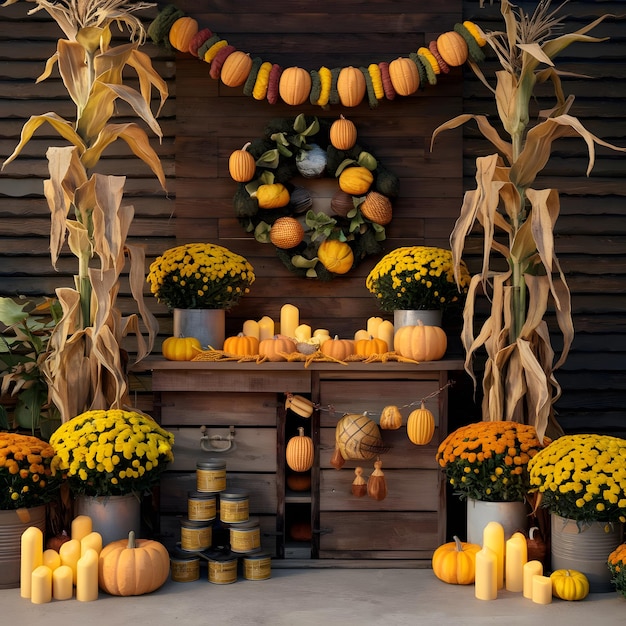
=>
[230,113,400,279]
[148,5,487,109]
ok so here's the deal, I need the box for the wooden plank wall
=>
[1,1,625,437]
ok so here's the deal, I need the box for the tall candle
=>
[71,514,92,542]
[377,321,394,351]
[59,538,81,584]
[474,546,498,600]
[76,548,99,602]
[43,548,61,571]
[280,304,299,338]
[30,565,52,604]
[52,565,74,601]
[532,574,552,604]
[242,319,260,340]
[294,323,312,342]
[20,525,43,598]
[258,315,274,341]
[483,521,505,589]
[367,316,383,337]
[354,329,369,341]
[81,531,103,556]
[505,532,527,592]
[523,560,543,599]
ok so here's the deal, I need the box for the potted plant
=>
[431,0,626,442]
[436,420,547,543]
[147,242,256,349]
[528,433,626,592]
[1,0,168,424]
[49,408,174,545]
[0,431,63,588]
[365,246,471,328]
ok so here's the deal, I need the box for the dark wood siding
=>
[1,1,624,436]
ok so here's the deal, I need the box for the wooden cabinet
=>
[150,359,462,565]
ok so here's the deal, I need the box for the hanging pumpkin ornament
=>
[351,467,367,497]
[380,405,403,430]
[335,413,385,461]
[406,401,436,445]
[330,445,345,470]
[286,426,314,472]
[367,459,387,501]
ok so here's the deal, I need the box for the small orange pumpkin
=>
[257,183,290,209]
[286,426,314,472]
[354,336,388,357]
[279,66,312,106]
[220,50,253,87]
[330,115,357,150]
[436,31,469,67]
[388,57,420,96]
[259,335,297,361]
[380,405,403,430]
[337,66,366,107]
[223,333,259,357]
[393,322,447,361]
[228,142,256,182]
[317,239,354,275]
[320,336,355,360]
[339,166,374,195]
[168,16,199,52]
[432,536,480,585]
[406,402,436,445]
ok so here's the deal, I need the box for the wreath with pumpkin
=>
[229,114,400,279]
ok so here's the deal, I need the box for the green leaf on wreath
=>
[257,148,281,168]
[254,221,272,243]
[357,151,378,170]
[291,255,319,269]
[334,158,357,177]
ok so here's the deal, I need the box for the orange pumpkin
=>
[339,166,373,195]
[257,183,290,209]
[320,336,355,360]
[406,402,436,445]
[393,322,447,361]
[388,57,420,96]
[168,16,199,52]
[279,66,312,106]
[330,115,357,150]
[259,335,297,361]
[317,239,354,275]
[228,142,256,182]
[380,405,403,430]
[220,50,253,87]
[436,31,469,67]
[354,336,388,357]
[337,66,366,107]
[432,536,480,585]
[286,426,314,472]
[223,333,259,357]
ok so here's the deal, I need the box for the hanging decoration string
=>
[147,5,488,109]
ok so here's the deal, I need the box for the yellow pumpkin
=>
[432,536,480,585]
[257,183,290,209]
[436,31,469,67]
[162,336,202,361]
[393,322,447,361]
[223,333,259,357]
[337,66,366,107]
[220,50,253,87]
[98,531,170,596]
[339,166,374,195]
[168,16,199,52]
[228,142,256,182]
[286,426,314,472]
[259,335,297,361]
[320,336,355,360]
[354,336,388,357]
[317,239,354,275]
[406,402,436,445]
[388,57,420,96]
[278,66,312,106]
[550,569,590,601]
[330,115,357,150]
[380,405,403,430]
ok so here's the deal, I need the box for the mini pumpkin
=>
[330,115,357,150]
[388,57,420,96]
[168,16,199,52]
[317,239,354,275]
[320,336,355,360]
[354,336,388,357]
[98,531,170,596]
[286,426,314,472]
[162,336,202,361]
[337,66,366,107]
[220,50,253,87]
[406,402,436,445]
[393,322,447,361]
[279,66,312,106]
[223,333,259,357]
[550,569,590,601]
[436,31,469,67]
[228,142,256,182]
[380,405,403,430]
[259,335,297,361]
[339,166,374,196]
[257,183,290,209]
[432,536,480,585]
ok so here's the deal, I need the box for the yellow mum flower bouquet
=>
[0,432,63,510]
[366,246,470,313]
[50,409,174,498]
[147,243,255,310]
[528,434,626,524]
[436,421,547,503]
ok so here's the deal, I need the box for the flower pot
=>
[173,308,225,350]
[466,498,529,544]
[551,513,623,593]
[0,506,46,589]
[393,309,442,329]
[75,493,141,547]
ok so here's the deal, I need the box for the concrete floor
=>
[2,566,625,625]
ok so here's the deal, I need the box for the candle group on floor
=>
[20,514,101,603]
[474,521,550,604]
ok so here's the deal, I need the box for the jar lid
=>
[170,548,200,561]
[196,459,227,470]
[220,488,249,500]
[202,547,237,562]
[243,551,270,561]
[188,491,217,500]
[180,518,212,529]
[228,517,259,529]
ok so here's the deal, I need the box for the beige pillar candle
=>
[20,526,43,598]
[52,565,74,601]
[30,565,52,604]
[76,548,99,602]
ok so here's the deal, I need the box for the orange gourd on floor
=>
[432,536,480,585]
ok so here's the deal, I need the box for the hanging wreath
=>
[229,114,400,280]
[148,6,487,108]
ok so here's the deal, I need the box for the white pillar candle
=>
[280,304,299,338]
[20,526,43,598]
[474,546,498,600]
[258,316,274,341]
[30,565,52,604]
[242,319,260,340]
[71,515,92,542]
[523,560,543,599]
[76,548,99,602]
[52,565,74,601]
[532,574,552,604]
[505,532,527,592]
[482,521,505,589]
